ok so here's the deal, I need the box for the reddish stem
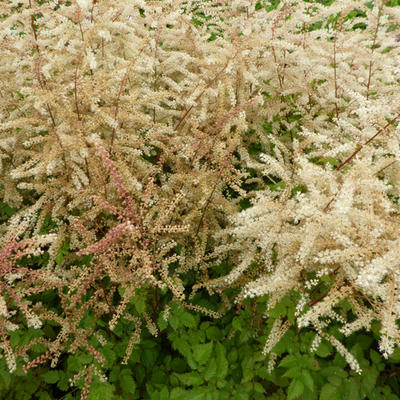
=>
[336,113,400,171]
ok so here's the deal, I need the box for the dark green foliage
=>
[2,271,400,400]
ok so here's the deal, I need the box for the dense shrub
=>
[1,0,400,398]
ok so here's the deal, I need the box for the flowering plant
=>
[1,0,400,398]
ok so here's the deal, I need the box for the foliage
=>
[1,289,400,399]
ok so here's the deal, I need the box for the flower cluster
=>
[0,0,400,395]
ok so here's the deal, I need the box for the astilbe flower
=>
[0,235,62,372]
[1,0,400,389]
[202,0,400,370]
[73,144,194,329]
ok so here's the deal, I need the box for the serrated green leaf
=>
[188,387,209,400]
[253,382,265,393]
[180,310,197,328]
[57,376,69,391]
[172,337,191,358]
[159,386,169,400]
[169,314,180,330]
[342,380,360,400]
[279,355,298,368]
[320,366,347,378]
[101,346,116,368]
[55,239,69,266]
[87,382,115,400]
[283,367,302,379]
[320,383,341,400]
[158,314,168,331]
[327,376,342,386]
[233,392,249,400]
[133,296,146,314]
[362,366,378,393]
[169,387,188,399]
[203,358,217,381]
[193,342,213,365]
[119,374,136,394]
[55,251,64,266]
[216,342,228,380]
[287,379,304,400]
[109,366,120,383]
[43,370,59,384]
[175,372,203,387]
[370,350,381,365]
[389,347,400,361]
[206,326,222,341]
[301,370,314,392]
[315,342,332,358]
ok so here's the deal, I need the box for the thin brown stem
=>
[174,55,235,131]
[109,47,145,154]
[336,113,400,171]
[375,159,397,175]
[333,36,339,119]
[74,65,81,121]
[195,178,220,236]
[366,2,383,100]
[79,21,85,42]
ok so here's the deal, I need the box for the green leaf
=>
[320,366,347,378]
[180,310,197,328]
[232,316,242,330]
[203,358,217,381]
[327,376,342,386]
[370,350,381,365]
[253,382,265,393]
[55,251,64,266]
[362,366,378,393]
[279,355,298,368]
[119,374,136,394]
[287,379,304,400]
[309,157,339,167]
[87,382,115,400]
[315,342,332,358]
[55,238,70,266]
[38,392,52,400]
[159,387,169,400]
[175,372,203,387]
[233,392,249,400]
[158,314,168,331]
[342,381,360,400]
[101,345,116,368]
[169,313,180,330]
[206,326,222,341]
[216,342,228,380]
[269,301,286,318]
[109,366,120,383]
[172,337,191,358]
[133,296,146,314]
[188,387,209,400]
[0,202,17,218]
[57,376,69,391]
[301,370,314,392]
[300,387,317,400]
[283,367,302,379]
[193,342,213,365]
[389,347,400,361]
[142,347,158,368]
[320,384,341,400]
[43,370,59,384]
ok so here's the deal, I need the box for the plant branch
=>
[336,113,400,171]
